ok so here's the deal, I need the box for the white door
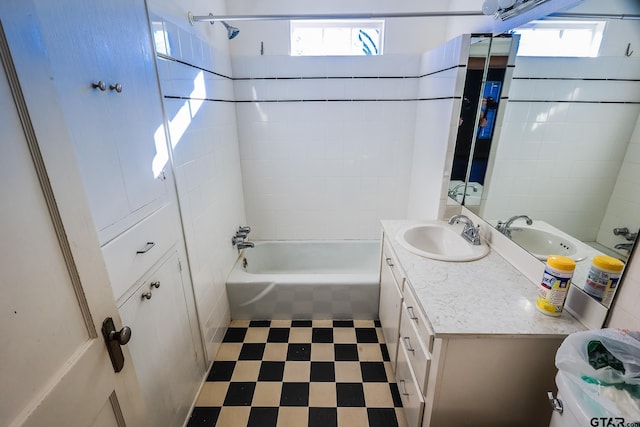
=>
[0,23,149,427]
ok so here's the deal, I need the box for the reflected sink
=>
[509,227,588,262]
[396,222,489,262]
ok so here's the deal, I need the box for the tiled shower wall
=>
[233,36,467,240]
[233,56,421,240]
[481,55,640,242]
[148,3,247,360]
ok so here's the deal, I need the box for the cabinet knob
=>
[109,83,123,93]
[141,291,152,300]
[150,281,160,289]
[91,81,106,91]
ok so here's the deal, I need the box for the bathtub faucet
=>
[232,225,254,250]
[237,241,255,250]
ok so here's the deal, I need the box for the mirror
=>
[448,35,517,211]
[449,18,640,309]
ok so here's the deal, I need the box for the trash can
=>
[549,329,640,426]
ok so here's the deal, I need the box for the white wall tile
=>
[149,5,246,361]
[237,99,417,240]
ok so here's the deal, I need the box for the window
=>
[513,20,605,57]
[290,20,384,56]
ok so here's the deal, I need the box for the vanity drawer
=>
[403,284,435,353]
[396,344,425,427]
[400,301,431,393]
[102,203,179,300]
[383,239,405,292]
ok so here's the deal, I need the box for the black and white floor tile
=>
[187,320,407,427]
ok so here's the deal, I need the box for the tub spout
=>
[237,241,255,250]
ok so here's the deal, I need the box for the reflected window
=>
[513,20,605,57]
[290,20,384,56]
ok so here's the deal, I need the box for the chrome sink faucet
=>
[496,215,533,238]
[448,214,482,245]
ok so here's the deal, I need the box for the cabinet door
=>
[119,251,202,427]
[379,253,403,371]
[34,0,168,244]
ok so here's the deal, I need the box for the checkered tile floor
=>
[187,320,407,427]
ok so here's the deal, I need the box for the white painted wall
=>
[147,0,246,360]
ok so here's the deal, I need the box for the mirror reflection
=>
[449,36,513,209]
[449,16,640,309]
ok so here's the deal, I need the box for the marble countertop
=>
[382,219,587,338]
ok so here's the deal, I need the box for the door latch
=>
[102,317,132,373]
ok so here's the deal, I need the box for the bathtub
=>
[226,240,381,320]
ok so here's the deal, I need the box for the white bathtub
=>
[226,240,381,320]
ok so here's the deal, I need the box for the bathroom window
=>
[513,20,605,57]
[290,20,384,56]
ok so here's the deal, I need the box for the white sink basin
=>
[509,227,588,262]
[396,222,490,262]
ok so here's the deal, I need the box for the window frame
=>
[290,19,385,57]
[513,19,606,58]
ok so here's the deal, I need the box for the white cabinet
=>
[28,2,205,425]
[38,0,169,244]
[379,239,404,371]
[381,230,569,427]
[119,250,202,427]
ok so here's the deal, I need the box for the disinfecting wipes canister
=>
[536,255,576,317]
[583,255,625,306]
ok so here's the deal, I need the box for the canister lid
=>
[546,255,576,271]
[592,255,625,272]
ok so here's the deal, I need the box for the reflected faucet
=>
[614,243,633,251]
[448,214,482,245]
[447,183,479,198]
[448,183,466,198]
[496,215,533,238]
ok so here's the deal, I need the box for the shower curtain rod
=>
[188,10,640,24]
[187,11,485,24]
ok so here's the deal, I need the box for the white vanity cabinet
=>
[380,222,586,427]
[40,0,170,245]
[119,250,202,427]
[378,239,404,371]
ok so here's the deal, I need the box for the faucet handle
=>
[238,225,251,233]
[613,227,629,236]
